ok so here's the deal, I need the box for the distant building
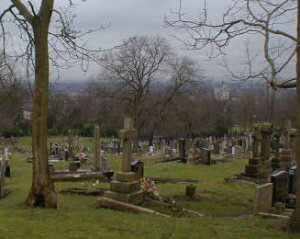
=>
[23,110,32,121]
[22,101,32,121]
[214,82,230,101]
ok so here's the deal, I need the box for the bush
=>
[0,127,24,138]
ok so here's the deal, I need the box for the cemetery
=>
[1,0,300,238]
[0,117,298,238]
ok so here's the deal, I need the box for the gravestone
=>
[288,165,297,194]
[244,123,272,183]
[178,138,187,163]
[104,117,143,204]
[271,170,289,205]
[0,158,6,198]
[131,160,144,180]
[254,183,273,214]
[3,147,10,177]
[67,130,75,158]
[64,147,69,161]
[94,125,101,171]
[199,147,211,165]
[188,143,198,164]
[271,132,281,171]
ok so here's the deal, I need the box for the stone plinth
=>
[104,172,143,204]
[254,183,273,214]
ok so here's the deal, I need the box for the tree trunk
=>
[289,0,300,232]
[26,17,57,208]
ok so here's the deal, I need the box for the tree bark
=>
[289,0,300,232]
[26,11,57,208]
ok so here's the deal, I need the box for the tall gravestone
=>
[271,131,281,171]
[94,125,101,171]
[243,123,272,183]
[278,128,297,170]
[67,129,74,159]
[178,138,187,163]
[104,118,143,204]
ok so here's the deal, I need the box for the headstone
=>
[64,147,69,161]
[67,130,74,158]
[178,138,187,163]
[254,183,273,214]
[288,165,297,194]
[271,132,281,170]
[131,160,144,180]
[148,145,154,155]
[199,147,211,165]
[94,125,101,171]
[271,170,289,205]
[0,158,6,198]
[3,147,10,177]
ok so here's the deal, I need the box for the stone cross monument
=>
[120,117,136,172]
[103,117,143,204]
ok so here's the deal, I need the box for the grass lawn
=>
[0,137,299,239]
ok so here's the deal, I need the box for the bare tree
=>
[142,55,204,142]
[100,35,170,129]
[0,0,102,208]
[166,0,300,231]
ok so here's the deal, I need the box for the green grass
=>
[0,138,298,239]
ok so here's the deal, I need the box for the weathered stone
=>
[271,170,289,205]
[119,118,137,172]
[103,190,144,205]
[288,166,297,194]
[178,139,187,163]
[115,172,137,182]
[110,180,140,193]
[104,117,143,205]
[254,183,273,214]
[243,123,273,182]
[131,160,144,180]
[94,125,101,171]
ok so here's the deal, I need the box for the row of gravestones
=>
[255,167,296,214]
[176,135,251,165]
[243,123,298,213]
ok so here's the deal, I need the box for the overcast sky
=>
[1,0,295,82]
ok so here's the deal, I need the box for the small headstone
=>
[131,160,144,180]
[271,170,289,205]
[254,183,273,214]
[178,139,187,163]
[4,163,10,178]
[288,165,297,194]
